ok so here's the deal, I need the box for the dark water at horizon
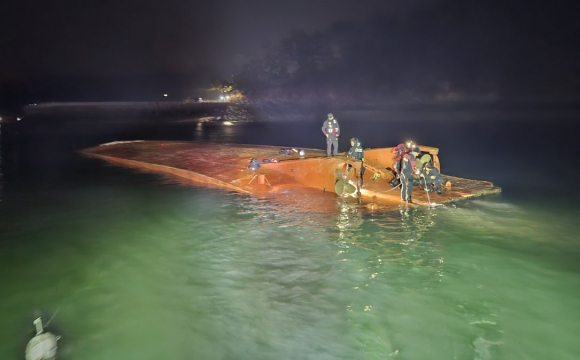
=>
[1,112,579,359]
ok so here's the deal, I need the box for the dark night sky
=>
[0,0,433,83]
[1,0,579,104]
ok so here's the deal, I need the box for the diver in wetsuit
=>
[347,137,364,161]
[420,162,443,194]
[346,137,365,187]
[392,143,406,175]
[393,141,420,173]
[400,150,420,203]
[392,140,421,187]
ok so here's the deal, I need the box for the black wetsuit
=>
[400,152,418,202]
[420,164,443,194]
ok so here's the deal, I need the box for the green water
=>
[1,169,579,359]
[1,117,580,359]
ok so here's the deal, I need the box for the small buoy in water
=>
[25,317,60,360]
[366,203,378,210]
[445,181,452,188]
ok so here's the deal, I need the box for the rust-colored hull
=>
[81,141,501,212]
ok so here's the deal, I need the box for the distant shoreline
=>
[18,101,229,121]
[7,99,580,124]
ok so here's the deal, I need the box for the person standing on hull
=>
[346,137,365,187]
[322,113,340,156]
[391,140,419,185]
[400,150,421,203]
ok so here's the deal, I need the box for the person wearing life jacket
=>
[346,137,364,160]
[346,137,365,187]
[392,143,407,175]
[400,150,420,203]
[392,140,421,174]
[419,154,443,194]
[391,140,420,188]
[321,113,340,156]
[392,140,419,173]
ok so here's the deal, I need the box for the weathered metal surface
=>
[81,140,501,212]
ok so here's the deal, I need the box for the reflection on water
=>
[193,121,238,143]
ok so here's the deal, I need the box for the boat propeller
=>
[334,179,357,195]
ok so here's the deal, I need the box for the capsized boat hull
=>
[80,141,501,211]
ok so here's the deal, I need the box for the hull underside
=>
[81,141,501,212]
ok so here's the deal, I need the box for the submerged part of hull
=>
[81,141,501,212]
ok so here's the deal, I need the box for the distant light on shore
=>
[163,93,168,97]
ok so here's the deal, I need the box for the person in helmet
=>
[392,140,421,174]
[346,137,365,187]
[321,113,340,156]
[399,150,420,203]
[418,154,443,194]
[404,140,422,159]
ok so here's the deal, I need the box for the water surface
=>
[1,111,579,359]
